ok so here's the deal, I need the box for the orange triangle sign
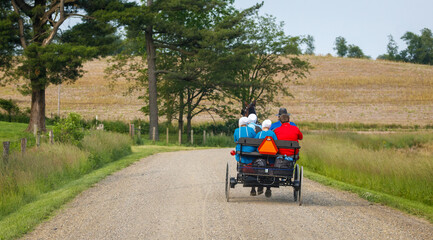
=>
[258,136,278,155]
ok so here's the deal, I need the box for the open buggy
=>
[226,136,303,205]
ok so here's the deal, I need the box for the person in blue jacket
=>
[233,116,257,196]
[254,119,277,197]
[255,119,278,140]
[270,108,296,131]
[234,117,257,164]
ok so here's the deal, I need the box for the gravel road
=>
[23,149,433,240]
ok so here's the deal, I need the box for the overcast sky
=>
[234,0,433,58]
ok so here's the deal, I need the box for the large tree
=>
[399,28,433,65]
[223,14,311,119]
[0,0,122,132]
[106,0,260,140]
[334,36,348,57]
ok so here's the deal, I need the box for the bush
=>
[102,120,129,133]
[53,113,85,145]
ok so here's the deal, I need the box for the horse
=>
[241,100,256,117]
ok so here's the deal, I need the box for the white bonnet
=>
[262,119,272,129]
[239,117,249,126]
[248,114,257,123]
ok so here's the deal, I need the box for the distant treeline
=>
[333,28,433,64]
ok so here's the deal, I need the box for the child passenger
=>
[255,119,278,140]
[254,119,277,197]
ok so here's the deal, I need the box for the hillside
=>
[1,56,432,125]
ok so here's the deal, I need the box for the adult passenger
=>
[274,114,303,157]
[233,116,258,196]
[247,113,262,133]
[270,108,296,131]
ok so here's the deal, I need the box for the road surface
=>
[24,149,433,240]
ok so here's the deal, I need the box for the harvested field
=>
[1,56,432,125]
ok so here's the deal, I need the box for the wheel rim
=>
[293,164,299,202]
[225,163,230,202]
[299,166,303,206]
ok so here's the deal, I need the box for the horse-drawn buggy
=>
[226,136,303,205]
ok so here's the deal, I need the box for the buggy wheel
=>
[299,166,303,206]
[293,164,300,202]
[225,162,230,202]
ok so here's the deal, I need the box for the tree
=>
[399,28,433,65]
[347,44,365,58]
[378,35,399,60]
[106,0,261,140]
[223,14,311,119]
[303,35,315,55]
[334,36,348,57]
[0,1,122,132]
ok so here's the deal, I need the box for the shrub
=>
[53,113,85,145]
[102,120,129,133]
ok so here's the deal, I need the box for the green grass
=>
[0,122,29,142]
[0,131,132,220]
[304,169,433,223]
[297,121,432,131]
[0,144,198,240]
[300,131,433,220]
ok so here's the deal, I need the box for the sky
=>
[233,0,433,58]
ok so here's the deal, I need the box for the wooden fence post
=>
[33,124,38,137]
[36,133,41,147]
[203,130,206,145]
[49,130,54,144]
[166,128,169,144]
[21,138,27,155]
[178,129,182,145]
[130,124,135,138]
[3,141,10,163]
[191,129,194,145]
[152,127,156,142]
[138,126,141,139]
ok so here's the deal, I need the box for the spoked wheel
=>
[293,164,299,202]
[225,162,230,202]
[299,166,303,206]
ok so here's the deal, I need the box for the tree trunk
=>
[186,114,192,142]
[145,0,159,140]
[27,87,46,132]
[178,92,184,133]
[186,91,192,142]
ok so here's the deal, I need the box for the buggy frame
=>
[225,137,304,205]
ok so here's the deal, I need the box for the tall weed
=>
[0,144,89,218]
[80,131,132,168]
[300,132,433,206]
[0,131,132,220]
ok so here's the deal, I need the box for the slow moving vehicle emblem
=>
[258,136,278,155]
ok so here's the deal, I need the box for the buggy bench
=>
[225,137,304,205]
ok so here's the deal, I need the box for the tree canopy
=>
[0,0,125,132]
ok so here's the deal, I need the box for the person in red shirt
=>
[274,114,303,157]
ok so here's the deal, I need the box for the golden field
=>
[1,55,432,125]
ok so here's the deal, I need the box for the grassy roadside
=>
[0,144,200,240]
[300,131,433,223]
[303,169,433,223]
